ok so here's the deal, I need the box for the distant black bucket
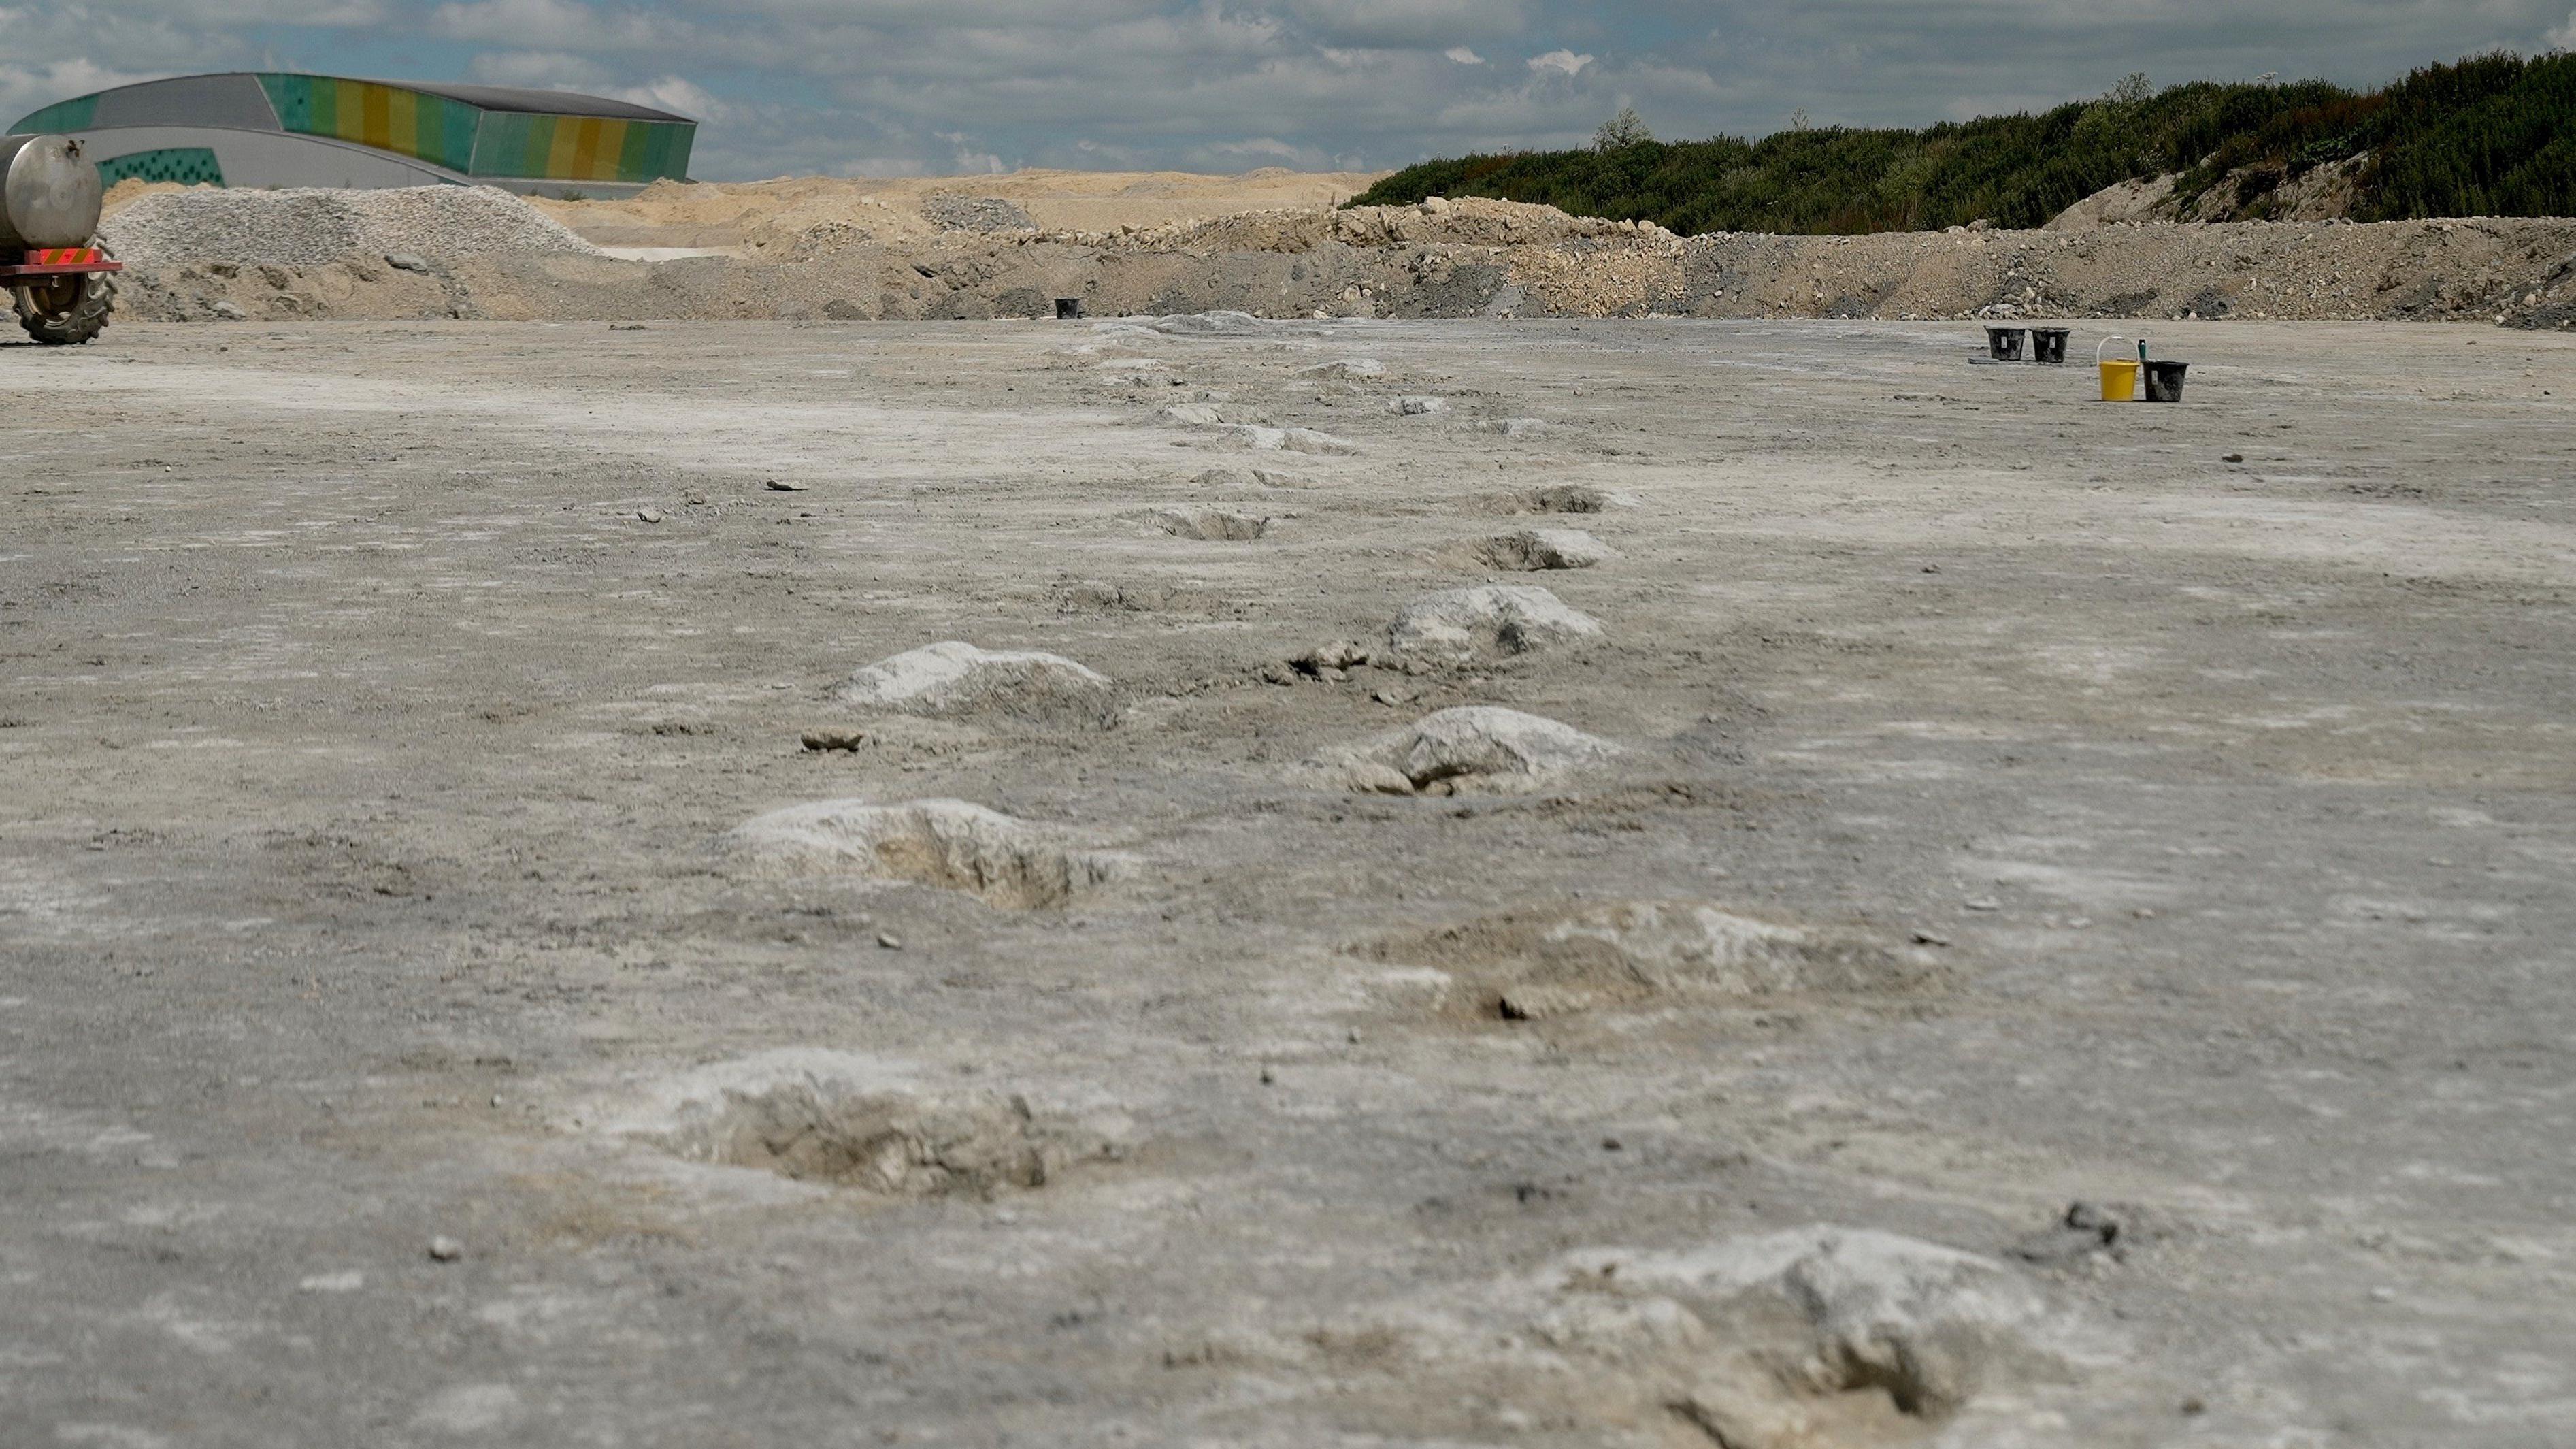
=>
[1055,297,1087,319]
[2030,327,2070,364]
[1985,326,2027,362]
[2143,359,2190,402]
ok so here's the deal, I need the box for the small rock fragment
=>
[683,489,708,506]
[1292,640,1370,677]
[800,726,865,752]
[2222,453,2245,463]
[384,253,431,274]
[765,478,809,492]
[2009,1201,2123,1265]
[427,1236,463,1262]
[210,300,248,321]
[636,507,663,523]
[1392,395,1450,416]
[877,931,904,949]
[1522,484,1630,514]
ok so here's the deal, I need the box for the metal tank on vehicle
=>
[0,134,121,344]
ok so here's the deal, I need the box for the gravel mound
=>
[100,185,605,269]
[1387,584,1604,660]
[921,194,1036,233]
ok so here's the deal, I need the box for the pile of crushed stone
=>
[99,185,604,270]
[921,194,1036,233]
[97,178,2576,329]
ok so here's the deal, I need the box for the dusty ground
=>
[3,317,2572,1447]
[106,185,2576,331]
[527,167,1387,253]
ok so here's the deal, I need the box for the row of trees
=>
[1353,53,2576,233]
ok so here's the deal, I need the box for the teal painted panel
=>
[97,147,225,186]
[257,74,310,133]
[12,95,98,134]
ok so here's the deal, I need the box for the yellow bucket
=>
[2094,337,2141,400]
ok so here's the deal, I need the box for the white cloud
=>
[614,73,729,122]
[465,48,607,88]
[2549,7,2576,48]
[2,0,2569,179]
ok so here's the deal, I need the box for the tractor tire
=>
[15,270,115,345]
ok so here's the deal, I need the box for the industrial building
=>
[10,74,694,198]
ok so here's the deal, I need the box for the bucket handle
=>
[2094,335,2136,365]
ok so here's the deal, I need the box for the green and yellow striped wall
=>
[467,110,692,185]
[250,74,692,184]
[256,75,480,174]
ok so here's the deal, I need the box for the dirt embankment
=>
[95,178,2576,331]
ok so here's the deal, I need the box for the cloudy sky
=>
[3,1,2569,180]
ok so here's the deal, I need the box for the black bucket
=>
[2143,360,2190,402]
[2030,327,2070,364]
[1055,297,1087,320]
[1985,326,2027,362]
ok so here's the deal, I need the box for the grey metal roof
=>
[49,73,691,128]
[361,80,689,123]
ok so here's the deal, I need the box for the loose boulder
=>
[723,798,1129,909]
[1295,357,1386,380]
[606,1050,1124,1196]
[1388,584,1602,661]
[1478,527,1617,571]
[1153,506,1269,541]
[1243,425,1360,455]
[1372,900,1941,1018]
[1313,706,1617,795]
[1567,1226,2068,1420]
[836,640,1114,727]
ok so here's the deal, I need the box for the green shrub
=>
[1349,52,2576,233]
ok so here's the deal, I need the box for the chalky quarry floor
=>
[3,317,2573,1448]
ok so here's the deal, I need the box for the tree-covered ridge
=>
[1350,52,2576,234]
